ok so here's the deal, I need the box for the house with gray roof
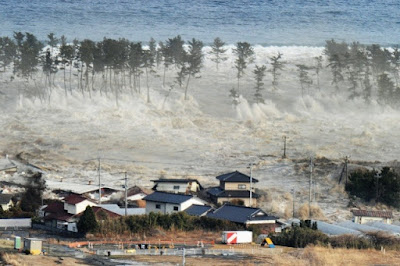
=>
[207,171,260,207]
[184,205,213,216]
[143,191,206,214]
[206,204,279,232]
[351,209,393,224]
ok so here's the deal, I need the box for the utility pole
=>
[249,163,253,207]
[282,136,287,159]
[309,157,313,219]
[375,171,381,202]
[98,157,102,205]
[124,171,128,216]
[291,188,295,218]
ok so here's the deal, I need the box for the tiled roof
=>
[45,212,74,222]
[43,202,64,213]
[143,191,193,204]
[0,194,13,205]
[207,204,277,224]
[64,194,90,205]
[216,171,259,183]
[351,209,393,219]
[184,205,213,216]
[75,206,121,219]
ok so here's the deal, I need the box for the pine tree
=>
[253,65,267,103]
[233,42,254,92]
[209,37,228,70]
[184,38,203,100]
[0,37,17,72]
[77,206,98,234]
[269,52,284,89]
[296,64,313,97]
[314,56,323,91]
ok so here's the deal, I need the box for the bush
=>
[123,212,243,234]
[330,234,372,249]
[270,225,329,248]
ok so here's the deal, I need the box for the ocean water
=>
[1,0,400,46]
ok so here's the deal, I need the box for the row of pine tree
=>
[1,33,400,107]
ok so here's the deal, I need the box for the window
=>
[173,185,180,190]
[156,204,161,209]
[173,206,179,211]
[238,184,246,189]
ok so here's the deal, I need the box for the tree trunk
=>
[184,74,191,101]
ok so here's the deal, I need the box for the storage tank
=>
[222,231,252,244]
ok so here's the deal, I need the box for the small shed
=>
[23,238,42,255]
[14,236,22,249]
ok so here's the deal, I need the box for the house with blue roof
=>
[143,191,206,214]
[206,171,260,207]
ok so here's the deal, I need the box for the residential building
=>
[143,191,206,214]
[351,209,393,224]
[207,171,259,207]
[152,179,202,194]
[63,194,97,215]
[184,205,213,216]
[0,194,13,211]
[206,204,279,232]
[100,204,146,216]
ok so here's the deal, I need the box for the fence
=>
[32,223,83,238]
[95,247,283,257]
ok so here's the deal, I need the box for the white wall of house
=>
[64,200,97,215]
[146,201,167,214]
[354,216,392,224]
[67,222,78,232]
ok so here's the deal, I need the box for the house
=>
[152,179,202,194]
[184,204,213,216]
[100,204,146,216]
[206,204,279,232]
[46,180,123,203]
[143,191,206,214]
[0,156,17,175]
[0,194,13,211]
[63,194,97,215]
[207,171,259,207]
[127,186,151,201]
[43,200,120,232]
[42,201,77,231]
[351,209,393,224]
